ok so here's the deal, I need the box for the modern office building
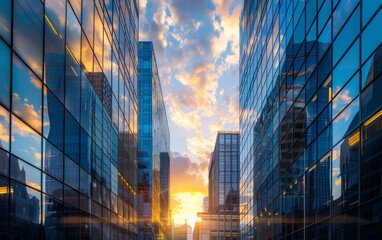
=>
[174,221,193,240]
[0,0,139,238]
[240,0,382,239]
[194,131,240,239]
[138,41,170,239]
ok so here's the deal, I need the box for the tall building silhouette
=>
[138,41,170,239]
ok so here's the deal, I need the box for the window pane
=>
[43,139,64,181]
[83,0,94,46]
[10,180,41,239]
[0,39,10,109]
[66,4,81,62]
[362,10,382,63]
[65,111,80,163]
[13,0,43,78]
[11,115,42,168]
[332,72,360,118]
[0,175,9,238]
[44,87,64,150]
[12,55,43,133]
[333,40,360,96]
[332,97,360,145]
[45,0,66,102]
[0,105,10,151]
[11,156,41,191]
[0,0,11,43]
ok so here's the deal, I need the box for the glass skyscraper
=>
[194,131,240,239]
[0,0,139,238]
[138,41,170,239]
[240,0,382,239]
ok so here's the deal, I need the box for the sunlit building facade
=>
[138,41,170,239]
[194,132,240,239]
[240,0,382,239]
[0,0,139,238]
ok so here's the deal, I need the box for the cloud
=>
[186,135,215,161]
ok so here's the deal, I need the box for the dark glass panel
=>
[12,55,43,133]
[43,139,64,181]
[361,69,382,123]
[64,156,79,190]
[13,0,43,78]
[10,180,41,239]
[11,115,42,168]
[44,87,64,151]
[0,175,9,238]
[65,111,80,164]
[43,173,63,200]
[42,194,64,239]
[0,39,10,109]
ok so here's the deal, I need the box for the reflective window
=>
[45,0,66,102]
[64,156,79,189]
[332,97,360,145]
[94,10,103,66]
[69,0,81,21]
[65,47,81,120]
[11,115,41,168]
[0,39,10,109]
[11,156,41,191]
[362,10,382,63]
[0,0,11,43]
[332,0,358,37]
[13,0,43,78]
[42,194,64,239]
[332,73,360,118]
[0,105,10,152]
[65,111,80,163]
[361,73,382,123]
[362,0,382,26]
[333,7,360,65]
[43,173,63,200]
[44,87,64,150]
[66,4,81,62]
[0,175,9,238]
[333,40,360,96]
[83,0,94,46]
[0,148,9,177]
[12,56,43,133]
[82,32,93,73]
[43,139,64,181]
[10,180,41,239]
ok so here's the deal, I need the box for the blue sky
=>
[140,0,241,226]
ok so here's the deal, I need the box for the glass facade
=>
[240,0,382,239]
[209,132,240,213]
[0,0,139,238]
[194,131,240,239]
[138,41,170,239]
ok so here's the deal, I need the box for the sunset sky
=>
[139,0,241,228]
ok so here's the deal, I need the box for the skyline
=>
[139,0,241,228]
